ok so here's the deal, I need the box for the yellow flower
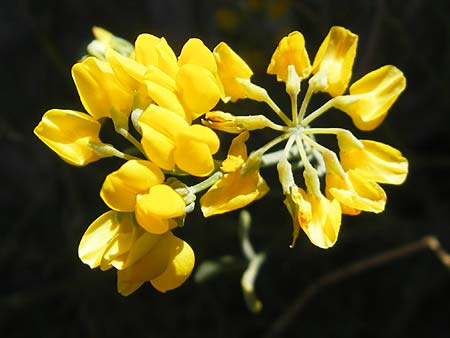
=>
[310,26,358,96]
[117,231,194,295]
[213,42,254,102]
[138,104,220,177]
[267,31,312,82]
[200,132,269,217]
[325,169,387,215]
[332,65,406,131]
[34,109,106,166]
[106,34,223,122]
[337,138,408,185]
[71,57,133,124]
[285,186,341,249]
[100,159,185,234]
[78,211,194,295]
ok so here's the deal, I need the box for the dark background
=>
[2,0,450,337]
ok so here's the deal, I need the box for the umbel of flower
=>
[78,159,194,295]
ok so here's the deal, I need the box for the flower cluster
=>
[34,26,408,295]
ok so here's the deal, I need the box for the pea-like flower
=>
[138,104,220,177]
[106,34,223,122]
[78,211,194,295]
[100,159,185,234]
[34,109,106,166]
[200,132,269,217]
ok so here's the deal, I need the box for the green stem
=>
[301,99,334,126]
[189,171,224,194]
[264,96,293,127]
[297,85,313,123]
[117,128,146,155]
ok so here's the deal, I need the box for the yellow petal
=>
[112,231,161,270]
[174,125,220,176]
[100,160,164,212]
[100,213,136,264]
[138,104,189,170]
[135,34,178,78]
[310,26,358,97]
[106,48,147,92]
[220,131,249,172]
[135,184,185,234]
[140,124,176,170]
[34,109,104,166]
[267,31,311,82]
[151,236,195,292]
[326,170,386,214]
[213,42,253,102]
[145,80,187,119]
[283,186,312,247]
[71,57,133,120]
[134,33,161,67]
[176,64,221,119]
[333,65,406,130]
[301,192,342,249]
[179,38,217,74]
[138,104,189,138]
[144,65,177,91]
[78,211,126,268]
[339,140,408,185]
[117,231,177,296]
[200,170,269,217]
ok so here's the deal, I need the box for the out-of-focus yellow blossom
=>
[310,26,358,97]
[213,42,254,102]
[34,109,106,166]
[87,26,134,59]
[78,211,194,295]
[200,132,269,217]
[267,31,311,82]
[332,65,406,130]
[71,56,133,124]
[138,104,220,177]
[100,159,185,234]
[106,34,223,122]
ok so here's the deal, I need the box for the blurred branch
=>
[264,235,450,338]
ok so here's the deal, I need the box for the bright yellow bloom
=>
[267,31,312,82]
[117,231,194,295]
[78,211,194,295]
[106,34,223,122]
[338,138,408,185]
[34,109,106,166]
[71,57,133,122]
[100,159,185,234]
[333,65,406,130]
[138,104,220,177]
[285,186,341,249]
[213,42,254,102]
[325,169,387,215]
[200,132,269,217]
[310,26,358,96]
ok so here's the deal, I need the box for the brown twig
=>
[263,235,450,338]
